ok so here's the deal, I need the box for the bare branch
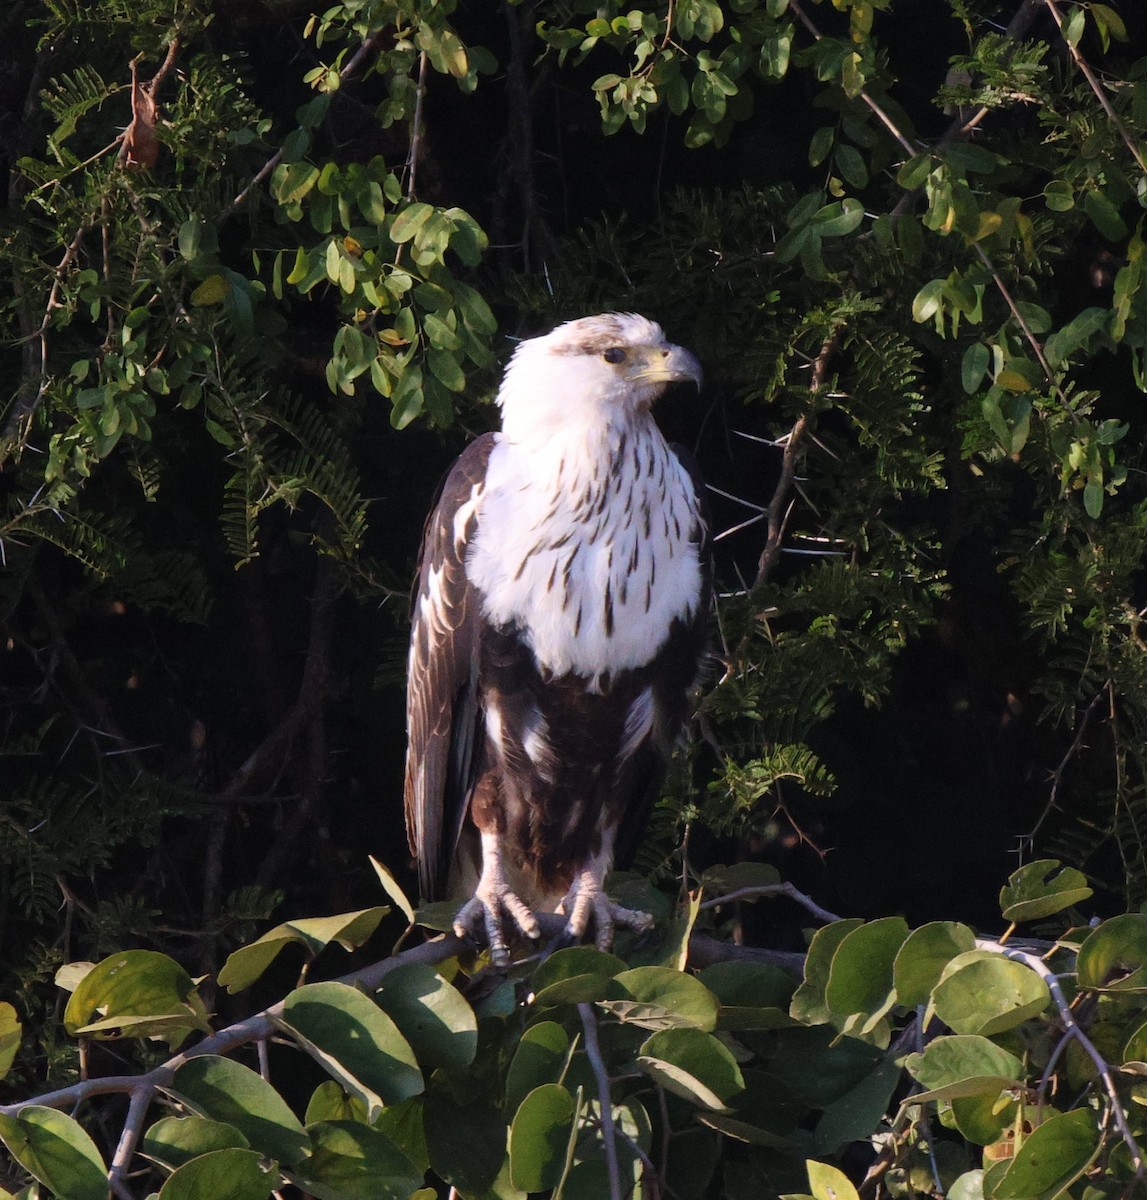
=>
[578,1002,624,1200]
[699,881,843,924]
[754,329,841,590]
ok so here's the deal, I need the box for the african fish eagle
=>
[404,313,711,965]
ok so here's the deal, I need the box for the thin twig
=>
[405,51,429,201]
[977,938,1146,1178]
[578,1002,623,1200]
[787,0,918,156]
[972,243,1075,417]
[1020,687,1106,855]
[1042,0,1147,176]
[225,24,393,215]
[754,329,841,590]
[699,881,843,924]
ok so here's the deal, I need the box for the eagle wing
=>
[405,433,496,901]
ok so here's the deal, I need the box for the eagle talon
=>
[453,887,541,968]
[559,877,653,952]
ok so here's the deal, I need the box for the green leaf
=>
[0,1107,108,1200]
[813,1058,901,1154]
[0,1003,21,1082]
[949,1170,985,1200]
[277,982,423,1117]
[893,921,977,1006]
[1062,5,1085,46]
[374,962,477,1073]
[810,197,864,237]
[824,917,909,1017]
[288,1120,422,1200]
[931,952,1049,1036]
[170,1056,310,1165]
[961,343,990,395]
[1043,179,1074,212]
[530,947,626,1006]
[63,950,209,1043]
[190,274,229,306]
[993,1109,1098,1198]
[700,961,797,1031]
[1077,914,1147,991]
[218,908,388,992]
[369,857,416,925]
[390,202,434,244]
[423,1087,506,1196]
[508,1084,575,1193]
[1083,189,1127,241]
[999,859,1093,922]
[505,1022,570,1115]
[949,1091,1017,1146]
[157,1148,278,1200]
[904,1034,1024,1101]
[807,1159,860,1200]
[139,1115,250,1170]
[637,1027,745,1110]
[304,1082,369,1127]
[600,966,719,1031]
[791,919,864,1025]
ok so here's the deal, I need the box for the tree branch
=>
[1042,0,1146,176]
[578,1002,623,1200]
[977,938,1146,1178]
[754,329,841,590]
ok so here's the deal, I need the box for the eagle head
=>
[496,313,702,443]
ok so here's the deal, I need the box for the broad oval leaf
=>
[602,966,719,1031]
[508,1083,575,1193]
[825,917,909,1017]
[893,921,977,1007]
[505,1021,570,1115]
[190,274,229,306]
[288,1120,422,1200]
[169,1055,309,1166]
[139,1115,250,1171]
[992,1109,1098,1198]
[999,859,1092,923]
[932,953,1049,1036]
[808,1158,861,1200]
[0,1106,108,1200]
[1077,914,1147,991]
[278,982,423,1117]
[157,1147,278,1200]
[423,1087,506,1197]
[812,1058,902,1155]
[0,1003,21,1081]
[637,1028,744,1110]
[64,950,208,1043]
[218,908,388,993]
[904,1034,1023,1101]
[790,919,864,1025]
[530,946,626,1007]
[304,1081,369,1126]
[700,961,797,1031]
[374,962,477,1073]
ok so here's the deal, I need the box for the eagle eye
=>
[602,346,627,365]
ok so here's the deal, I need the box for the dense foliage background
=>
[1,0,1147,1196]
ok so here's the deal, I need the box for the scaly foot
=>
[558,868,653,951]
[453,882,540,968]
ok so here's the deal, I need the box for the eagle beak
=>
[628,343,703,390]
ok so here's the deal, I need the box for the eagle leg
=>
[558,854,654,951]
[453,829,541,967]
